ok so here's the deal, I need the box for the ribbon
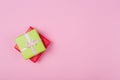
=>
[21,33,41,55]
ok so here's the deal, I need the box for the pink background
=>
[0,0,120,80]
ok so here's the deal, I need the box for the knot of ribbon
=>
[26,40,38,48]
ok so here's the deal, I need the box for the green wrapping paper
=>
[15,29,46,60]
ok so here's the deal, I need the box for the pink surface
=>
[0,0,120,80]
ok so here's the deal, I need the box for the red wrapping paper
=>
[14,26,50,63]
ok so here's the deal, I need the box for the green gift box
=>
[15,29,46,60]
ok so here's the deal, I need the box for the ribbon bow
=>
[26,40,38,48]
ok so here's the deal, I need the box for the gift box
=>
[14,27,50,62]
[15,29,46,60]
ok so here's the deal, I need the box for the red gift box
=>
[14,26,50,63]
